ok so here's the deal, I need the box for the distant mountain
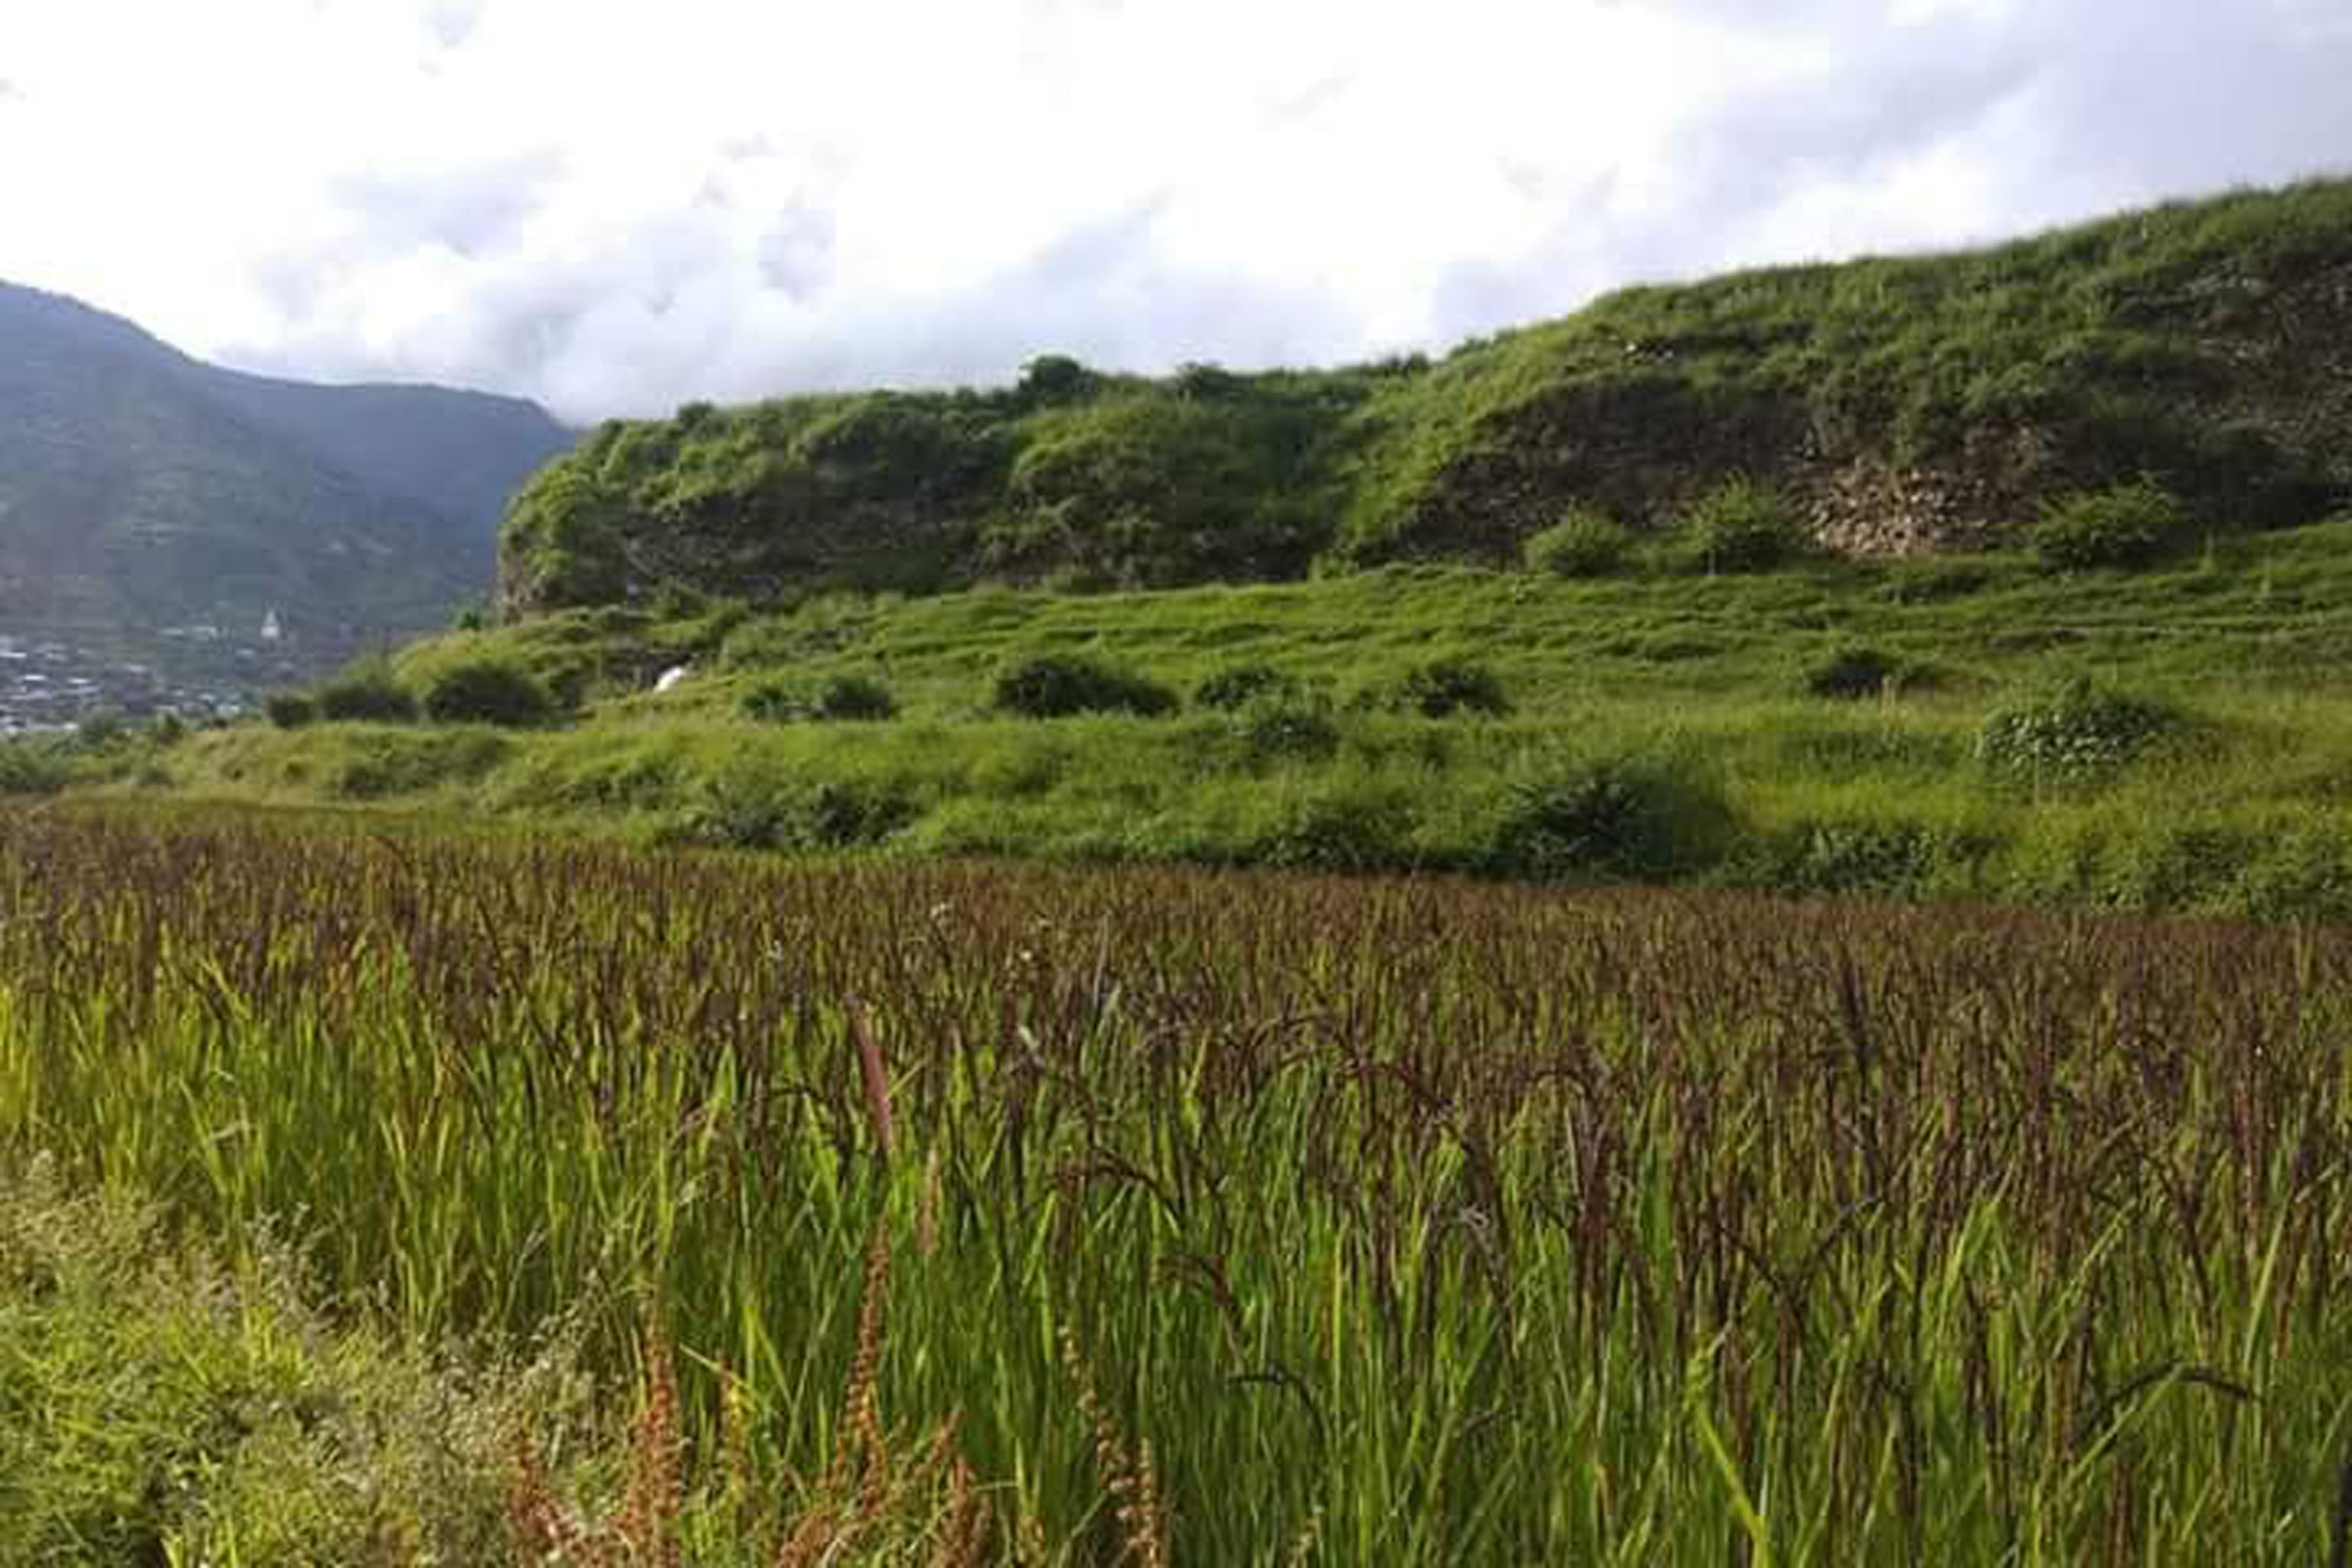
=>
[0,281,572,672]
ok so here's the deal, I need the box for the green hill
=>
[0,282,572,672]
[33,176,2352,919]
[500,178,2351,615]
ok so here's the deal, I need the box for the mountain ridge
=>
[0,280,572,686]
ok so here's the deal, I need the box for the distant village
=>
[0,612,305,733]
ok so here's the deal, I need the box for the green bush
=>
[1757,819,1996,897]
[811,673,898,722]
[1682,478,1809,572]
[261,693,316,730]
[1802,644,1920,700]
[0,740,68,797]
[1976,676,2178,781]
[315,667,420,724]
[1523,508,1631,578]
[1257,784,1416,874]
[1194,662,1305,712]
[1486,755,1728,881]
[676,769,917,851]
[421,659,559,728]
[2033,480,2191,569]
[992,653,1179,719]
[1390,657,1511,719]
[1228,697,1341,766]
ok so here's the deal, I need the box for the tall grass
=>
[5,808,2352,1561]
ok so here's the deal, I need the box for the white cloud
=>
[0,0,2345,421]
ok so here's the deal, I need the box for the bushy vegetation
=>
[992,651,1179,719]
[263,691,318,729]
[1385,656,1511,718]
[1976,674,2180,782]
[1193,661,1307,712]
[1680,476,1810,572]
[1521,507,1631,577]
[2033,479,2195,569]
[421,656,560,727]
[314,664,420,723]
[1487,753,1727,881]
[743,672,899,723]
[1801,642,1921,699]
[8,814,2352,1560]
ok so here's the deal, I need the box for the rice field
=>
[5,806,2352,1563]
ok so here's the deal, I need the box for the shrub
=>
[1682,478,1809,572]
[992,653,1179,719]
[2033,480,2191,570]
[1523,508,1631,578]
[421,659,559,728]
[1257,784,1415,874]
[677,770,917,852]
[1486,755,1728,882]
[315,667,419,724]
[1390,657,1511,719]
[1976,676,2178,781]
[265,691,319,728]
[812,674,898,721]
[1229,697,1341,766]
[1194,662,1304,713]
[1802,644,1919,700]
[0,740,68,797]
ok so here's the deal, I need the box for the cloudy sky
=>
[3,0,2347,421]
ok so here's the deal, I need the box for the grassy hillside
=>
[78,498,2352,917]
[500,178,2352,612]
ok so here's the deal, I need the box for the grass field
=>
[6,808,2352,1561]
[35,504,2347,919]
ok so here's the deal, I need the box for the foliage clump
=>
[2032,480,2193,569]
[992,653,1179,719]
[1802,643,1925,700]
[263,693,318,729]
[743,673,899,724]
[421,658,560,728]
[676,768,917,851]
[314,665,420,724]
[1227,695,1342,766]
[1976,675,2178,781]
[1681,478,1810,572]
[1522,508,1632,578]
[1387,657,1511,719]
[1487,755,1728,881]
[1194,662,1305,713]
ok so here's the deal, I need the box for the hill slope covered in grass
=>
[71,497,2352,917]
[500,178,2351,612]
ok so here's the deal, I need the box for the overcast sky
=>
[3,0,2348,421]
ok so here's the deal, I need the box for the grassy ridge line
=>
[498,177,2352,610]
[7,812,2352,1560]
